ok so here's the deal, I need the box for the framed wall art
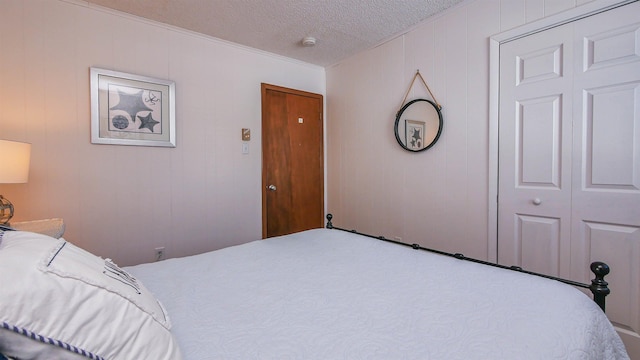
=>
[405,119,426,150]
[90,67,176,147]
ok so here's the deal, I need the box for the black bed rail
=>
[325,213,610,312]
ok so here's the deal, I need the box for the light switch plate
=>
[242,128,251,141]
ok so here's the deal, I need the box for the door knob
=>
[532,198,542,205]
[267,184,277,191]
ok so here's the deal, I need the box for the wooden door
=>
[261,83,323,238]
[498,2,640,356]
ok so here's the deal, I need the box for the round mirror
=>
[394,98,443,152]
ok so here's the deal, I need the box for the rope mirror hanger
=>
[394,71,443,152]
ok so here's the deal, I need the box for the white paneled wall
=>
[0,0,598,266]
[0,0,325,266]
[326,0,595,259]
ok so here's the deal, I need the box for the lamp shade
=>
[0,140,31,183]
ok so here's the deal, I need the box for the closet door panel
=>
[498,23,573,278]
[571,2,640,354]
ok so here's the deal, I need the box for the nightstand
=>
[11,218,65,239]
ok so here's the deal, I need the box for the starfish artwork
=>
[109,88,153,123]
[137,113,160,132]
[411,128,422,147]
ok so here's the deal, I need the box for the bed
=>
[0,216,629,360]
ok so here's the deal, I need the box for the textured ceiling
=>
[85,0,466,67]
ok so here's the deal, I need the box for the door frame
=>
[487,0,636,262]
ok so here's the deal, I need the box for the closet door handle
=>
[532,198,542,205]
[267,184,277,191]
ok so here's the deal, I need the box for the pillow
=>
[0,323,93,360]
[0,231,183,359]
[0,227,14,245]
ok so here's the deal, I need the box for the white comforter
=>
[126,228,629,360]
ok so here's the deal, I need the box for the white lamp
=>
[0,139,31,225]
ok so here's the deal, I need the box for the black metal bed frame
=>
[325,214,611,312]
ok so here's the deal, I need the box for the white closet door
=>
[498,2,640,356]
[498,23,574,278]
[571,2,640,355]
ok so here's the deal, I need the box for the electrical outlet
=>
[155,247,165,261]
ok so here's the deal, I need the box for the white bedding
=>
[126,228,629,360]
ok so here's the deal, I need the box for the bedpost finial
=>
[589,261,610,312]
[591,261,610,277]
[326,214,333,229]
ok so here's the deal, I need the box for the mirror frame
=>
[394,98,443,152]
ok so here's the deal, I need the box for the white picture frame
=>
[90,67,176,147]
[405,119,426,150]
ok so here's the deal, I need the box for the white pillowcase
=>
[0,231,183,360]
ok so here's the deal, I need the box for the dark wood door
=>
[261,83,323,238]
